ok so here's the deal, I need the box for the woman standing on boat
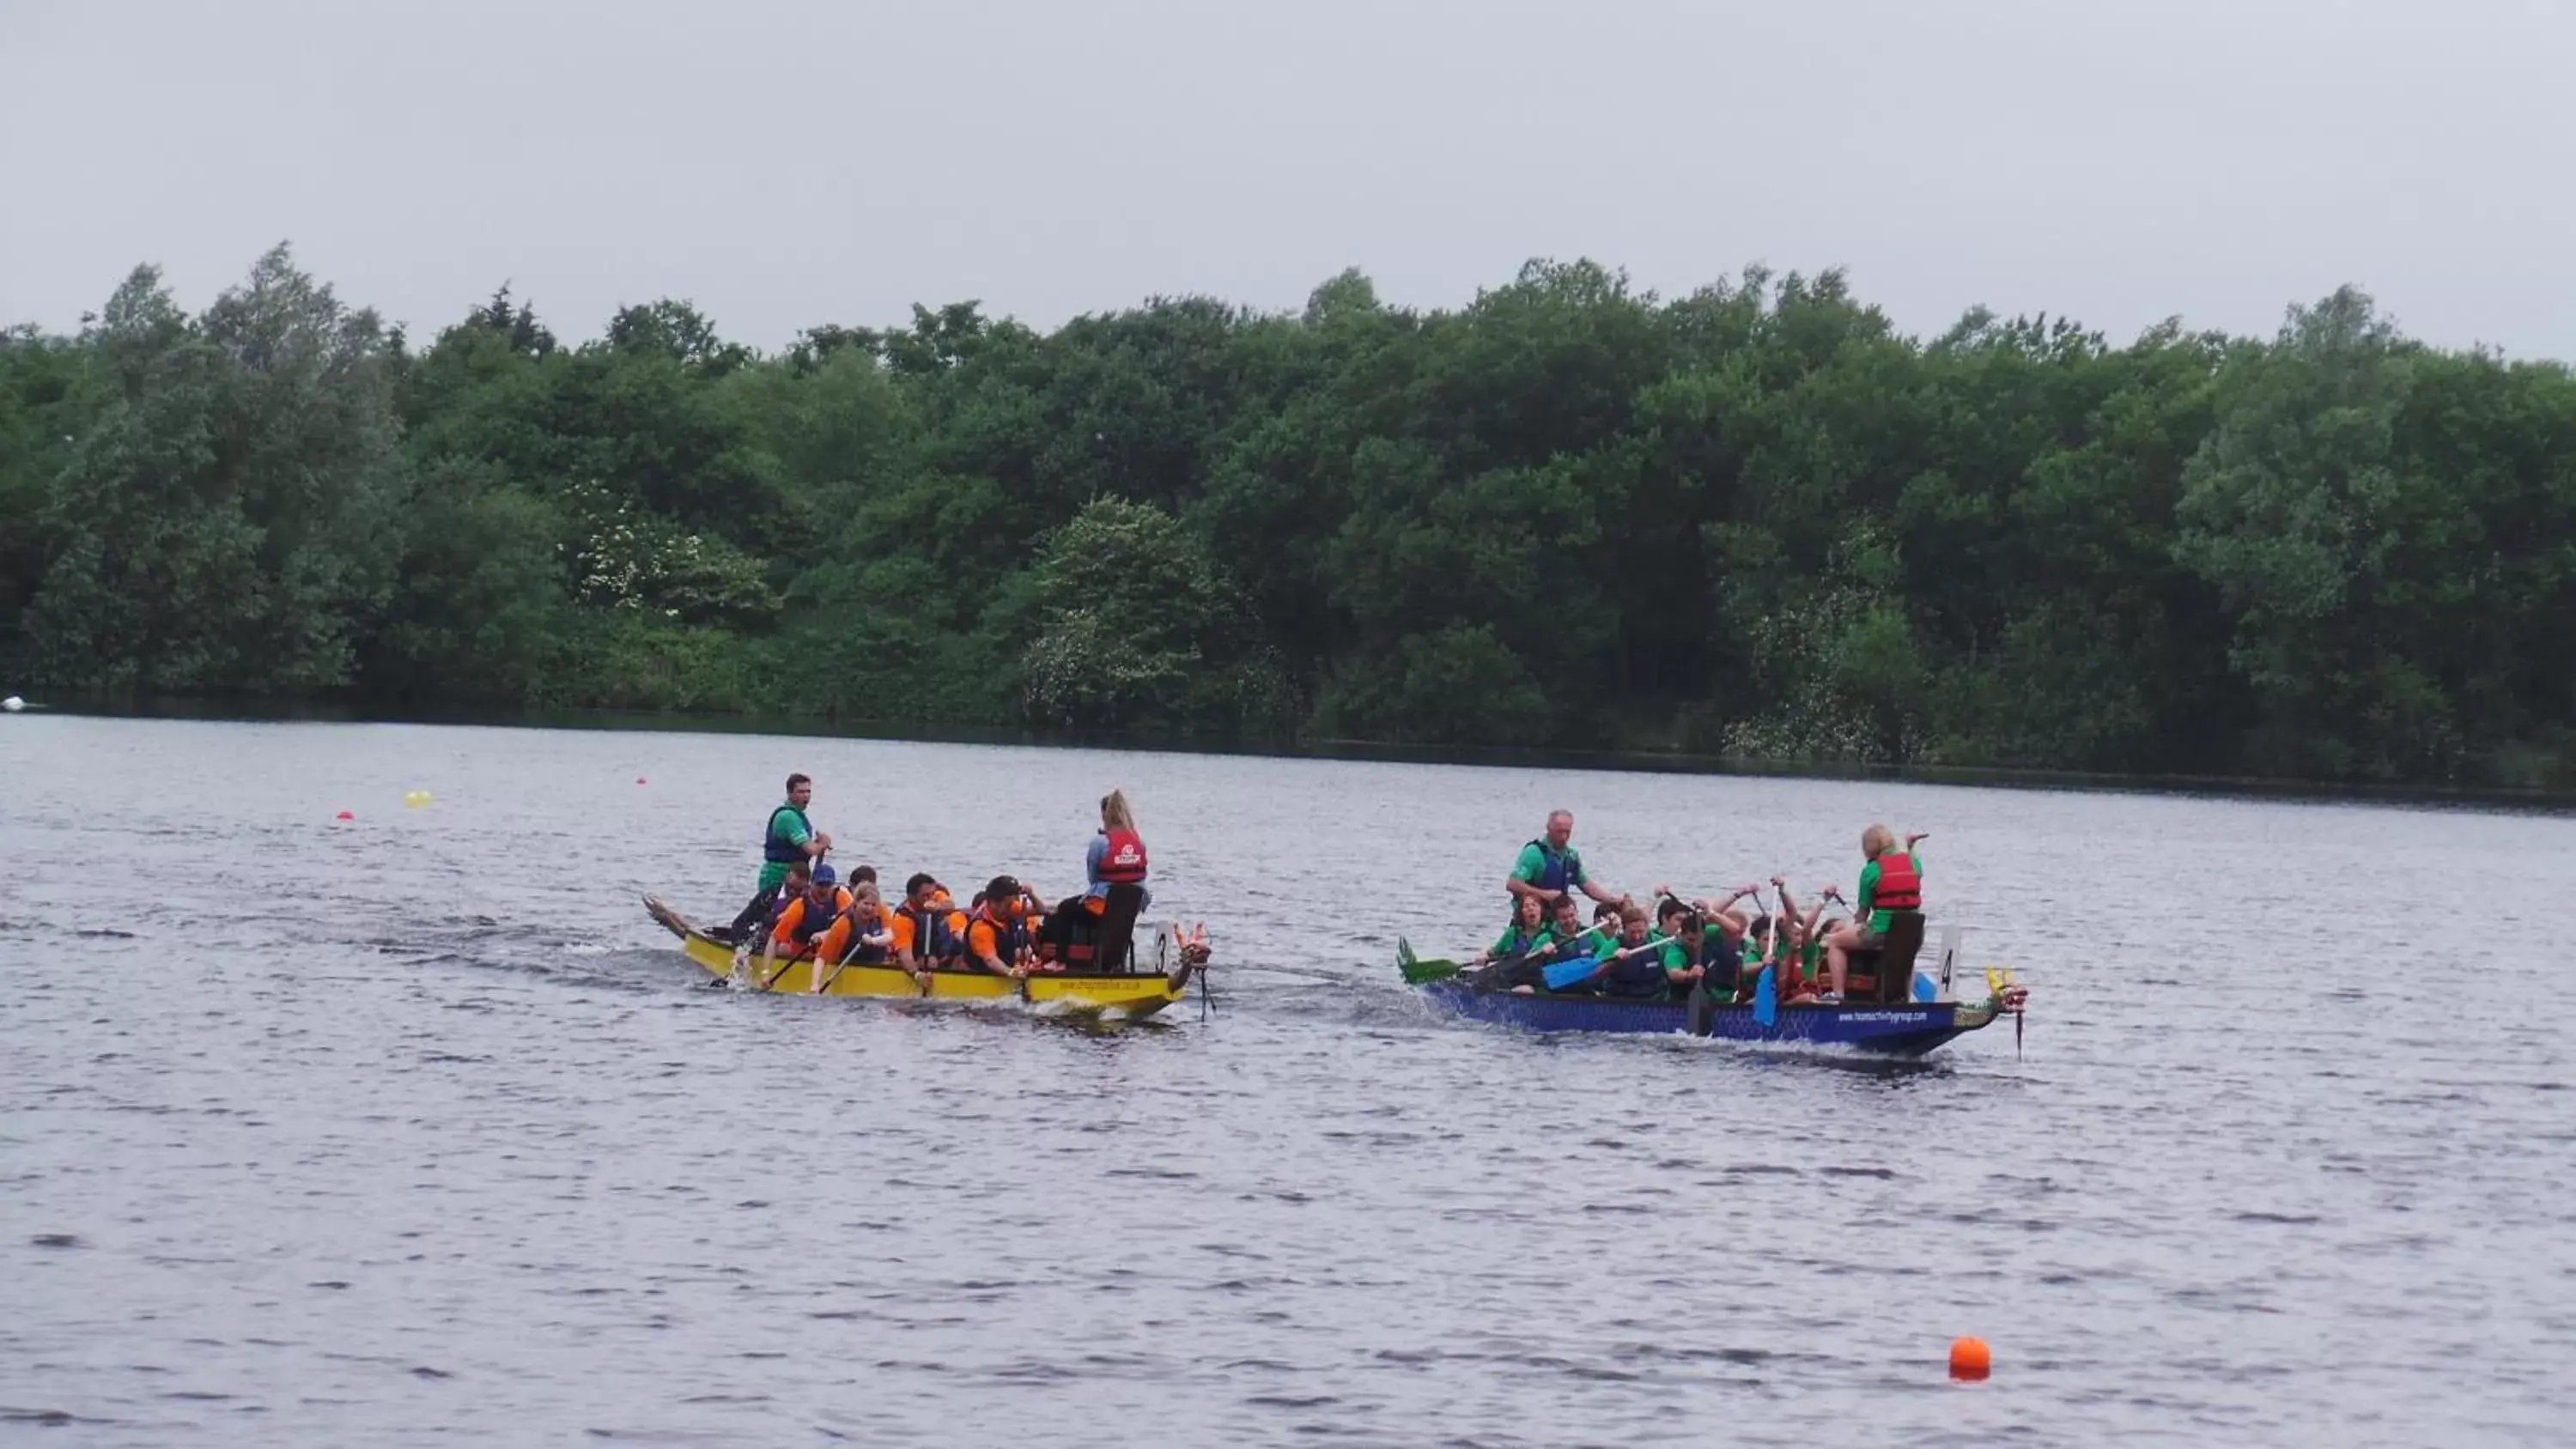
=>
[1087,790,1150,910]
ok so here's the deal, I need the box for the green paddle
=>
[1396,932,1551,986]
[1396,937,1465,985]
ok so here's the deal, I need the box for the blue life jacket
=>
[847,905,892,964]
[1497,925,1549,959]
[1519,840,1577,898]
[787,887,851,945]
[762,804,813,864]
[1600,940,1673,999]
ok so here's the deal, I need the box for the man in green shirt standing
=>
[1504,809,1630,919]
[723,773,834,943]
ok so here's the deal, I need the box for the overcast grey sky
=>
[4,0,2571,358]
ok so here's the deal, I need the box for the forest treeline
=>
[3,246,2572,786]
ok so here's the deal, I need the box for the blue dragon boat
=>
[1401,914,2026,1058]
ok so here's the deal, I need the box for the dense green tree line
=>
[5,245,2572,785]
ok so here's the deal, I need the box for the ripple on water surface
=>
[2,715,2573,1447]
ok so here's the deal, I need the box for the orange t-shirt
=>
[963,907,1036,965]
[890,905,966,960]
[769,887,853,949]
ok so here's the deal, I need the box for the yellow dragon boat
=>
[641,893,1203,1017]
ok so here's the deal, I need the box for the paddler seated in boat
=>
[1776,881,1832,1003]
[1547,895,1598,955]
[1819,825,1927,1004]
[1558,900,1704,999]
[724,773,833,944]
[1486,897,1610,993]
[1467,894,1561,991]
[1534,908,1619,997]
[892,872,967,977]
[765,862,854,963]
[1472,894,1554,967]
[831,881,896,967]
[1735,879,1828,1003]
[960,875,1048,979]
[1651,879,1759,963]
[1507,810,1630,920]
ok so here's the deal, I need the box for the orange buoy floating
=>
[334,809,355,822]
[1949,1337,1991,1381]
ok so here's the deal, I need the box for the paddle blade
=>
[1540,956,1599,992]
[1400,955,1462,985]
[1753,965,1777,1028]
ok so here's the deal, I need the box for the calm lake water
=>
[3,714,2572,1447]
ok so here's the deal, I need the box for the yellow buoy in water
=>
[403,790,433,808]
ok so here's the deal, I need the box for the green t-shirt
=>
[756,804,815,890]
[1856,849,1923,932]
[1490,925,1555,959]
[1510,841,1588,893]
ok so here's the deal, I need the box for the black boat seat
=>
[1842,911,1927,1003]
[1091,882,1146,973]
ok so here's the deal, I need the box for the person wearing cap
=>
[766,861,854,962]
[959,875,1048,978]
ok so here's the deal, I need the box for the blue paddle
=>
[1540,937,1664,992]
[1747,885,1781,1028]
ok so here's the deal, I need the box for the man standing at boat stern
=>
[1506,809,1628,920]
[723,773,833,944]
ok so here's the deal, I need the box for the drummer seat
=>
[1841,911,1926,1003]
[1090,883,1146,973]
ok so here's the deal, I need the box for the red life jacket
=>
[1872,852,1923,912]
[1098,828,1148,884]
